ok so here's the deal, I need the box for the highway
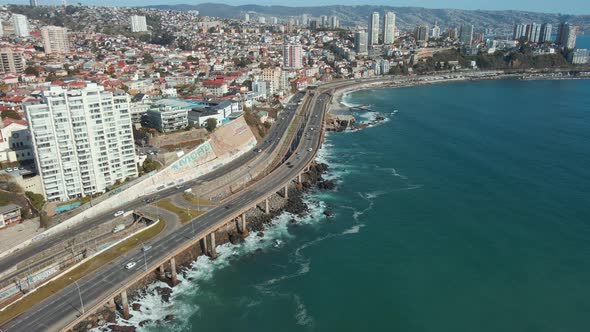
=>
[1,86,331,332]
[0,91,307,283]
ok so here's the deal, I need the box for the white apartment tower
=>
[12,14,29,37]
[130,15,148,33]
[0,48,25,73]
[25,84,138,202]
[30,0,39,6]
[283,43,303,69]
[383,11,396,44]
[41,26,70,54]
[369,12,380,45]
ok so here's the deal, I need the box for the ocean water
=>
[125,79,590,332]
[576,34,590,49]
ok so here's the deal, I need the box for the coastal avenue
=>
[0,91,308,278]
[1,77,388,331]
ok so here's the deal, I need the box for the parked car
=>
[114,210,125,217]
[125,262,136,270]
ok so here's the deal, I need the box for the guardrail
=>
[60,91,327,332]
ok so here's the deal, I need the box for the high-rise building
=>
[525,23,541,43]
[0,22,3,38]
[130,15,148,32]
[244,13,250,22]
[383,11,396,44]
[301,14,309,26]
[258,17,266,24]
[310,20,320,31]
[283,43,303,69]
[271,17,278,25]
[25,83,138,202]
[556,23,578,49]
[41,26,70,54]
[320,15,328,27]
[329,16,339,29]
[431,23,441,39]
[12,14,29,37]
[368,12,380,45]
[355,31,368,54]
[414,25,429,42]
[459,24,474,45]
[539,23,552,42]
[513,24,527,40]
[568,48,589,64]
[0,48,25,73]
[30,0,38,6]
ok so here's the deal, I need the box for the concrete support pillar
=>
[284,185,289,199]
[121,289,130,320]
[170,257,177,285]
[209,233,217,259]
[265,198,270,214]
[106,298,116,309]
[240,214,248,235]
[159,265,165,275]
[201,237,208,254]
[297,173,302,183]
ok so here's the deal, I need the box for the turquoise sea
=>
[127,78,590,332]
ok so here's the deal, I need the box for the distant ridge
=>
[147,3,590,32]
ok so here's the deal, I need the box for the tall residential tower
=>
[368,12,380,45]
[25,84,138,202]
[383,11,396,44]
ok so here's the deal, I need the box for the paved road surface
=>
[1,88,330,332]
[0,92,306,279]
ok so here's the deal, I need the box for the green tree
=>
[26,191,45,212]
[205,118,217,132]
[39,211,51,229]
[142,53,155,64]
[142,158,160,173]
[1,110,22,120]
[24,66,39,76]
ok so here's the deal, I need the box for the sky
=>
[1,0,589,15]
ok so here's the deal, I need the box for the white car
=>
[114,210,125,217]
[125,262,136,270]
[307,148,313,152]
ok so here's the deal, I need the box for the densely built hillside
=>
[149,3,589,33]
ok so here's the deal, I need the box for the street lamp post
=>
[70,278,85,315]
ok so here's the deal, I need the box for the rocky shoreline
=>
[73,162,335,332]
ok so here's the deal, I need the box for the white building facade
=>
[41,26,70,54]
[12,14,29,37]
[383,11,396,44]
[130,15,148,33]
[25,84,137,202]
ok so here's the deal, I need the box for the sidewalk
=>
[0,219,42,257]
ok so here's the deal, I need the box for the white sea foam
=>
[293,294,315,328]
[107,194,329,331]
[341,224,366,235]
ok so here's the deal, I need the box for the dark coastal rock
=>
[139,320,152,327]
[155,287,172,303]
[229,232,245,244]
[103,311,117,323]
[318,179,337,190]
[108,325,136,332]
[164,314,176,321]
[324,209,334,218]
[132,303,142,312]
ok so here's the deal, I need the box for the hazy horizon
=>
[1,0,589,16]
